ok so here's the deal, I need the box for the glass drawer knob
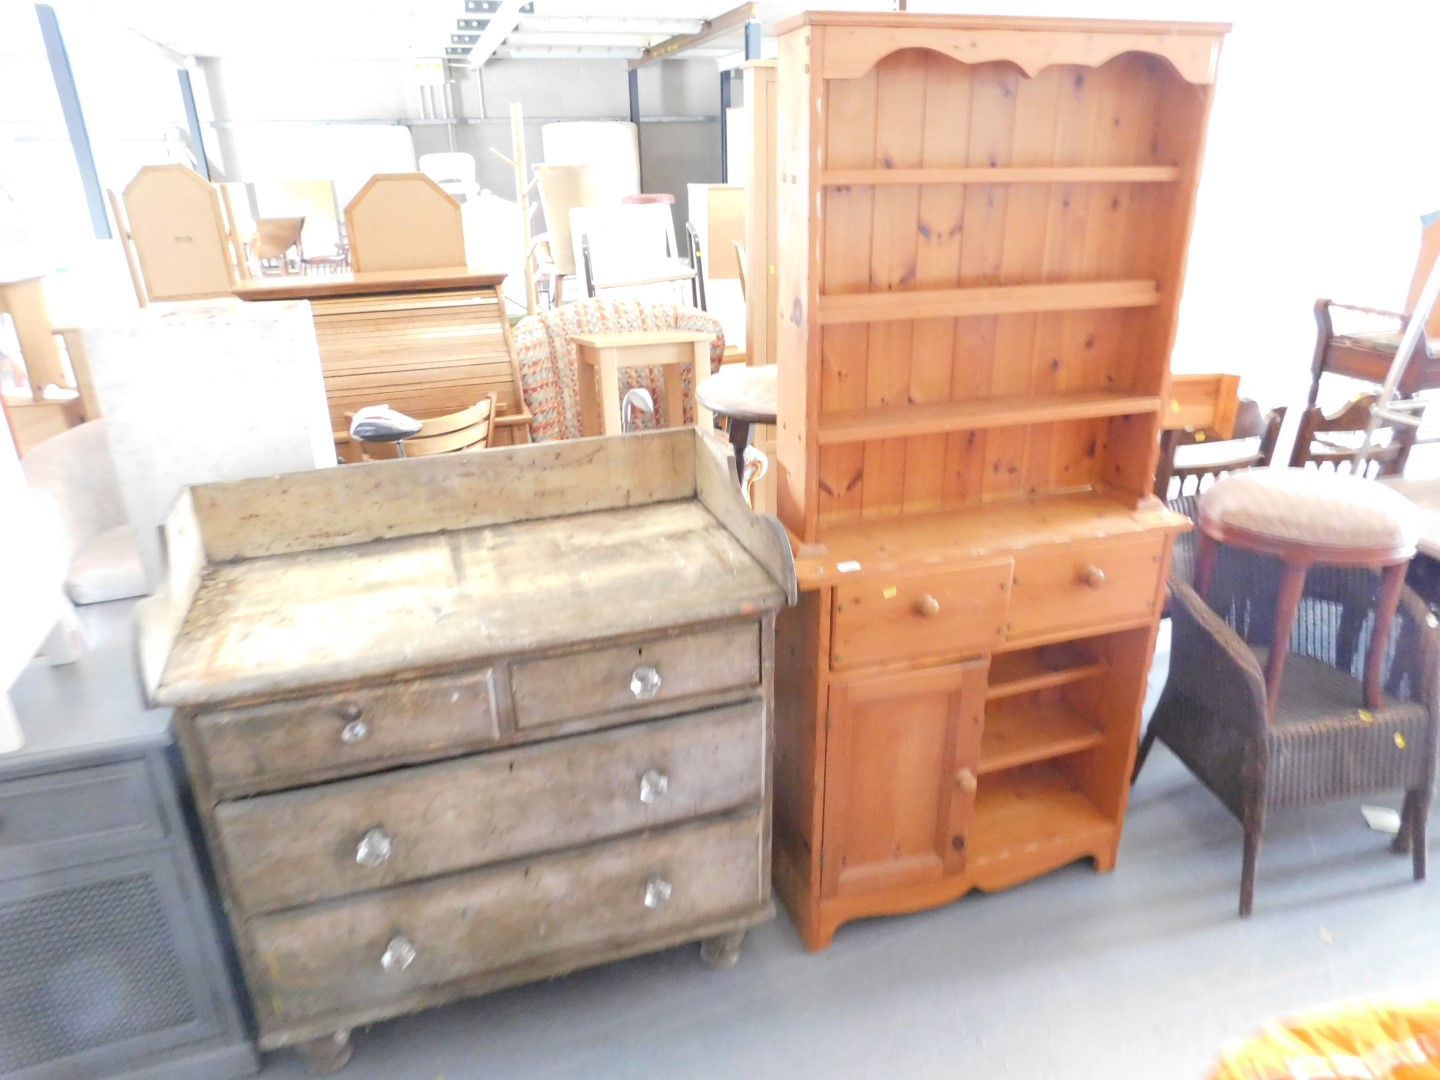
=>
[356,827,393,867]
[381,935,416,973]
[630,665,662,700]
[341,718,369,743]
[639,768,669,804]
[644,876,673,909]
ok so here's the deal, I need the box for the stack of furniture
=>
[137,429,795,1071]
[769,12,1227,950]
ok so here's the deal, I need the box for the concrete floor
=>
[65,602,1433,1079]
[257,746,1433,1079]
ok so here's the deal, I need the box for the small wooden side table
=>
[571,330,713,436]
[696,363,777,479]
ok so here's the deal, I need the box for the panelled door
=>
[820,660,987,898]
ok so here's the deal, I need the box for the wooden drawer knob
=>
[1079,565,1106,589]
[915,593,942,618]
[954,767,978,794]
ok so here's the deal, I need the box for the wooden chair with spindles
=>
[348,394,497,461]
[1290,393,1418,478]
[1156,398,1287,586]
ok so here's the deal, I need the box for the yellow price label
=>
[882,586,898,600]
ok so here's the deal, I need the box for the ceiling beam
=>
[467,0,527,68]
[628,3,759,69]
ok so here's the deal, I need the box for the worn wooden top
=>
[233,267,507,302]
[153,501,782,708]
[138,430,795,708]
[791,492,1190,589]
[697,364,777,425]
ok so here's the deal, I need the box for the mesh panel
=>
[0,873,196,1072]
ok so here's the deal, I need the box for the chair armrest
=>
[1166,581,1270,736]
[1323,301,1407,321]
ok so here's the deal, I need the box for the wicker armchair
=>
[1135,552,1439,916]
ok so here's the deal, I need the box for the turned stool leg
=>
[1263,562,1308,722]
[1365,562,1408,709]
[1194,529,1220,599]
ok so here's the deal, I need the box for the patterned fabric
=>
[1199,467,1421,552]
[513,298,725,442]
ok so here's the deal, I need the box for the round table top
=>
[696,364,777,425]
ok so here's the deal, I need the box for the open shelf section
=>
[979,700,1104,775]
[820,165,1183,186]
[987,642,1106,701]
[969,763,1112,868]
[815,391,1162,446]
[815,279,1161,325]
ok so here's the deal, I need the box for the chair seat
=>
[1199,467,1420,556]
[1260,651,1432,807]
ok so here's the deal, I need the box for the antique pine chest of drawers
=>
[137,429,795,1071]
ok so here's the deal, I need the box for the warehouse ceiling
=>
[51,0,902,67]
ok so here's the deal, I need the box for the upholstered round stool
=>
[1196,467,1421,719]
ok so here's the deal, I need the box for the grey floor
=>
[70,604,1438,1079]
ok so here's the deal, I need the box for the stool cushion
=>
[1199,467,1421,553]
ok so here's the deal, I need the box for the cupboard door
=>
[820,660,987,899]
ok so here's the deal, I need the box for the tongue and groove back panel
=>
[776,27,1218,539]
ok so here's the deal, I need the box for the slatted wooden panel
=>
[807,50,1200,529]
[312,288,528,447]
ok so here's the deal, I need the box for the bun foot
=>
[295,1030,353,1074]
[700,929,746,970]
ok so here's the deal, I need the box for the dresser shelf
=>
[819,165,1183,186]
[970,763,1113,869]
[979,699,1105,775]
[815,391,1162,446]
[815,279,1162,325]
[987,643,1107,701]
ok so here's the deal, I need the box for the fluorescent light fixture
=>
[505,32,657,47]
[495,45,646,59]
[514,17,706,35]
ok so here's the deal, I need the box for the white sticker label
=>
[837,560,862,573]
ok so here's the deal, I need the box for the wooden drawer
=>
[1007,536,1166,640]
[249,809,765,1023]
[193,669,499,795]
[510,622,759,731]
[214,700,766,915]
[830,559,1011,670]
[0,760,165,867]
